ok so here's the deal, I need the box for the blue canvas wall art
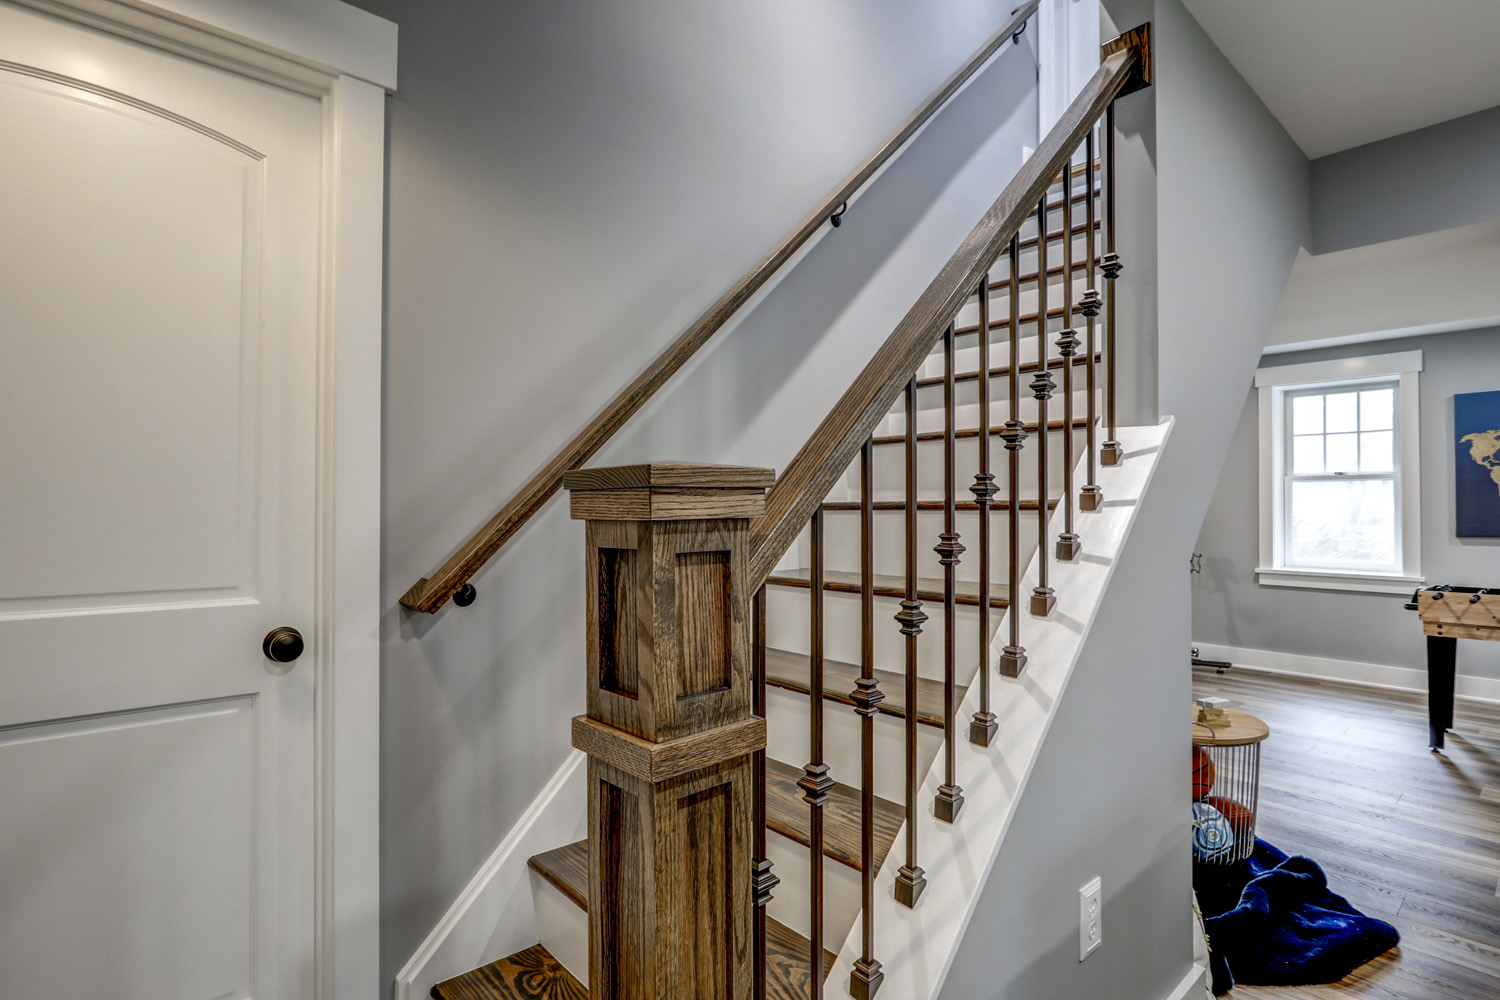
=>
[1456,390,1500,537]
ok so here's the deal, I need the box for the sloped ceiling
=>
[1181,0,1500,158]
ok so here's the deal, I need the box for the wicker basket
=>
[1191,706,1268,865]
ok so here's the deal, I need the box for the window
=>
[1255,352,1423,594]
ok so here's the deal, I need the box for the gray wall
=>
[345,0,1044,985]
[941,0,1308,994]
[1311,104,1500,254]
[1193,328,1500,681]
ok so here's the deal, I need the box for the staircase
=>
[416,19,1155,1000]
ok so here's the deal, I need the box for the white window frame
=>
[1255,351,1424,594]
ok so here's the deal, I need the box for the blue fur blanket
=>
[1194,840,1399,996]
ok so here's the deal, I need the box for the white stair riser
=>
[532,869,589,987]
[766,686,945,803]
[764,831,863,955]
[813,507,1050,583]
[878,386,1097,437]
[766,585,998,683]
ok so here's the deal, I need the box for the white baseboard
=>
[391,750,588,1000]
[1193,641,1500,705]
[1164,963,1209,1000]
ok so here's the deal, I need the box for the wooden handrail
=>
[400,1,1042,614]
[747,41,1144,588]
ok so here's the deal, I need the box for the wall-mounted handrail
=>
[399,0,1042,614]
[746,42,1143,588]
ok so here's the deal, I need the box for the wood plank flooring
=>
[1192,667,1500,1000]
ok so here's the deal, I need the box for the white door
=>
[0,3,321,997]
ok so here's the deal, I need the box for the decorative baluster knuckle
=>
[752,858,779,908]
[1100,251,1122,280]
[1029,370,1055,401]
[1079,288,1102,317]
[969,472,998,505]
[798,762,835,807]
[850,676,885,718]
[1056,329,1081,358]
[933,531,965,567]
[1000,420,1028,450]
[894,599,927,637]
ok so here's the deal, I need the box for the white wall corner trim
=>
[393,751,588,1000]
[1193,642,1500,705]
[10,3,396,998]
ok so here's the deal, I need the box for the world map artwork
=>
[1455,390,1500,537]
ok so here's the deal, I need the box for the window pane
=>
[1326,432,1359,473]
[1326,391,1358,433]
[1360,430,1394,472]
[1289,479,1396,569]
[1292,394,1323,435]
[1292,435,1324,474]
[1360,388,1394,431]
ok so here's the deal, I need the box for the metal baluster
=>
[1056,155,1082,561]
[849,438,884,1000]
[751,586,777,1000]
[799,508,832,996]
[934,324,966,823]
[1079,128,1104,511]
[999,237,1029,677]
[970,277,999,747]
[893,377,928,907]
[1029,193,1056,618]
[1100,102,1123,466]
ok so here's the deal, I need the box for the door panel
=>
[0,67,262,613]
[0,3,322,997]
[0,698,255,998]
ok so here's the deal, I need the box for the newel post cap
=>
[562,461,775,521]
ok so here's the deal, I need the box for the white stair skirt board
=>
[392,750,588,1000]
[823,418,1173,1000]
[1191,642,1500,705]
[1168,963,1211,1000]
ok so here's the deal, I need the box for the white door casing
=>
[0,1,392,997]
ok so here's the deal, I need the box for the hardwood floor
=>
[1192,667,1500,1000]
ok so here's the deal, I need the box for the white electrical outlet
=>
[1079,877,1102,961]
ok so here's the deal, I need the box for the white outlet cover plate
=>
[1079,876,1102,961]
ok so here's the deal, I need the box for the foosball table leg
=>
[1426,635,1458,752]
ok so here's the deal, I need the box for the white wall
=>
[1266,221,1500,353]
[1311,103,1500,254]
[941,0,1308,994]
[344,0,1043,985]
[1194,329,1500,683]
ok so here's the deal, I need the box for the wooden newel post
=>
[563,462,775,1000]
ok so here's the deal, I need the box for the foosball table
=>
[1405,586,1499,750]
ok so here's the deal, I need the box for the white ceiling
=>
[1181,0,1500,158]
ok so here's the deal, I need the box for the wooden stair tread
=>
[763,757,903,875]
[871,415,1093,446]
[527,841,588,910]
[430,943,586,1000]
[528,840,832,1000]
[765,567,1010,609]
[764,647,955,730]
[820,498,1056,512]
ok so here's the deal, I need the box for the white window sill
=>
[1254,567,1425,595]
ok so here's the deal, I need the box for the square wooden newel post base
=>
[563,462,775,1000]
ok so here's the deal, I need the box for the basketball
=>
[1203,795,1254,835]
[1192,746,1216,800]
